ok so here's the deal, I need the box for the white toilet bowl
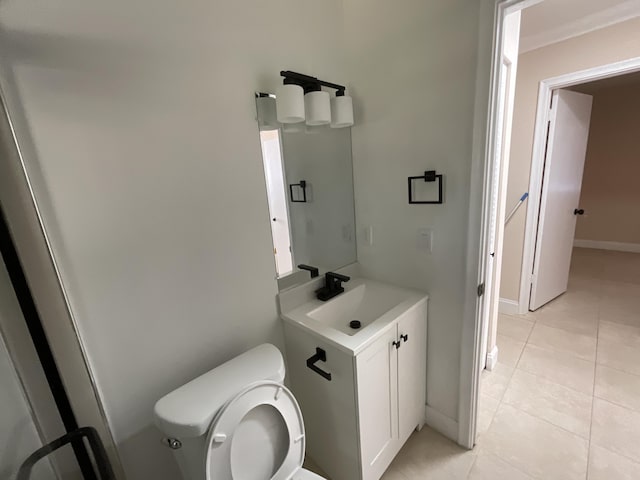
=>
[154,344,325,480]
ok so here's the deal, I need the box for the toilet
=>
[154,343,325,480]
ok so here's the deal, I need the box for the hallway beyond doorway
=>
[480,247,640,479]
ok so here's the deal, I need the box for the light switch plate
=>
[417,228,433,253]
[364,226,374,246]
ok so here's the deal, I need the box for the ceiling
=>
[520,0,640,52]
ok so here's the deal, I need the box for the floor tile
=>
[598,321,640,349]
[597,338,640,377]
[497,314,534,342]
[527,323,596,362]
[380,465,409,480]
[476,394,499,438]
[591,398,640,463]
[567,274,603,295]
[481,404,588,480]
[598,308,640,328]
[588,444,640,480]
[480,363,514,401]
[601,252,640,285]
[599,282,640,326]
[502,370,592,438]
[495,335,525,368]
[529,307,599,337]
[388,427,476,480]
[518,344,595,395]
[595,365,640,413]
[569,248,606,279]
[303,456,330,478]
[468,452,534,480]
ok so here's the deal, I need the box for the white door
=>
[479,10,520,370]
[259,130,294,276]
[530,89,593,310]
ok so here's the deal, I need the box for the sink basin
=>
[308,283,409,336]
[281,276,428,354]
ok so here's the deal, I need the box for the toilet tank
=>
[153,344,286,479]
[154,343,286,439]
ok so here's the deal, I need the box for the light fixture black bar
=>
[280,70,346,94]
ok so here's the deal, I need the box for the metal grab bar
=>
[505,192,528,226]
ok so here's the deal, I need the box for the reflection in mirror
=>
[256,94,357,290]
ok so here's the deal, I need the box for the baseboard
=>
[498,298,520,315]
[425,405,459,442]
[486,345,499,371]
[574,239,640,253]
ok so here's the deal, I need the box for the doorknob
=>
[574,209,585,215]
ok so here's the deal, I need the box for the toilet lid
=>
[205,381,305,480]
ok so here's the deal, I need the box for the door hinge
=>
[477,283,485,297]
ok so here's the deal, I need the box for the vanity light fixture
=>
[255,93,279,130]
[331,92,354,128]
[275,83,305,124]
[276,70,354,128]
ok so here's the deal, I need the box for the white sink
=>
[307,283,410,336]
[281,276,427,354]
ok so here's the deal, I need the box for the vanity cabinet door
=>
[397,305,427,442]
[355,326,399,480]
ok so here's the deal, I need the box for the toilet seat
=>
[204,381,308,480]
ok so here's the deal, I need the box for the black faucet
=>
[298,264,319,278]
[316,272,350,301]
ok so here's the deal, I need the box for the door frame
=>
[458,0,541,449]
[517,56,640,314]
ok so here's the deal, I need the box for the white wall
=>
[344,0,483,424]
[0,1,347,478]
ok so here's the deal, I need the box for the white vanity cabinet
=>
[282,295,427,480]
[356,305,427,480]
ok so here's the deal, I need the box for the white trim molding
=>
[520,0,640,53]
[498,298,520,315]
[425,405,459,442]
[486,345,499,371]
[574,239,640,253]
[459,0,536,451]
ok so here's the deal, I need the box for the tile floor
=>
[305,248,640,479]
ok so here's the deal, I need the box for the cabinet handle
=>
[392,340,401,350]
[306,348,332,381]
[401,334,408,343]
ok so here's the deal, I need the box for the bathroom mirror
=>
[255,94,357,290]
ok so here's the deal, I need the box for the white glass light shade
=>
[256,96,279,131]
[276,84,305,124]
[330,95,354,128]
[304,90,331,126]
